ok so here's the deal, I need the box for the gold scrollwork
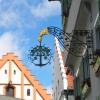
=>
[38,28,49,42]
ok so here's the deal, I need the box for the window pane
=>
[62,0,70,16]
[83,53,90,79]
[79,60,84,87]
[54,93,55,100]
[5,70,7,74]
[96,29,100,49]
[77,77,81,96]
[14,70,16,74]
[56,87,57,100]
[58,80,59,94]
[83,58,88,80]
[73,77,77,97]
[27,89,30,96]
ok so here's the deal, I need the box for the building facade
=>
[52,37,74,100]
[0,95,23,100]
[0,53,51,100]
[62,0,100,100]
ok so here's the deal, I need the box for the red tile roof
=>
[61,52,74,90]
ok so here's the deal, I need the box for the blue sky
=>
[0,0,62,95]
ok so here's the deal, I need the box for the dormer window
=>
[27,89,30,96]
[14,70,16,75]
[5,70,7,74]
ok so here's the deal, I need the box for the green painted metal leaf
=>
[44,56,47,59]
[34,57,37,60]
[47,54,49,56]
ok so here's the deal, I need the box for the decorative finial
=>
[38,28,49,42]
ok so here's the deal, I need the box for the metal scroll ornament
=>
[28,42,53,67]
[38,26,93,59]
[29,26,93,66]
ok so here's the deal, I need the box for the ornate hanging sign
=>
[28,42,53,67]
[29,26,94,67]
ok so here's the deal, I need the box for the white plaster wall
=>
[64,0,82,65]
[0,85,5,95]
[53,37,68,100]
[64,0,100,100]
[11,61,21,84]
[14,85,21,99]
[24,85,33,100]
[0,61,9,83]
[36,91,43,100]
[24,76,30,84]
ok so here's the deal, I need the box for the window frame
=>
[14,70,16,75]
[94,13,100,50]
[5,70,7,74]
[95,29,100,50]
[61,0,71,17]
[75,51,91,98]
[27,89,30,96]
[54,93,55,100]
[58,80,59,94]
[56,86,57,100]
[73,77,81,99]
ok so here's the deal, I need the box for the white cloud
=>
[0,31,29,59]
[0,0,61,29]
[0,0,36,29]
[31,0,61,19]
[0,0,2,3]
[0,11,22,28]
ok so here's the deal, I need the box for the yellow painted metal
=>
[62,16,65,29]
[93,56,100,73]
[82,83,90,97]
[38,28,49,42]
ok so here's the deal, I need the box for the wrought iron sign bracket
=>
[38,26,94,63]
[29,26,94,67]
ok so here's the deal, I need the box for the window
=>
[94,13,100,50]
[79,52,90,85]
[61,0,71,17]
[5,70,7,74]
[14,70,16,75]
[75,51,90,98]
[27,89,30,96]
[73,51,90,99]
[96,29,100,49]
[54,93,55,100]
[73,77,81,99]
[58,80,59,94]
[83,54,90,81]
[56,87,57,100]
